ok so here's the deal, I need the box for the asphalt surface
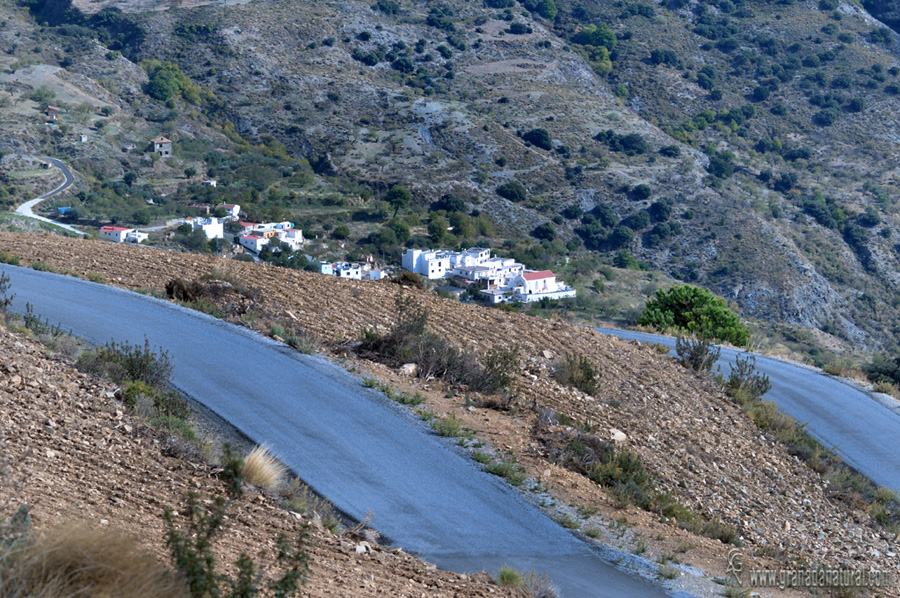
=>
[597,327,900,493]
[0,265,675,598]
[14,157,84,236]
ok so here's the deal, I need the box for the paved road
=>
[0,265,674,598]
[597,327,900,493]
[14,157,84,236]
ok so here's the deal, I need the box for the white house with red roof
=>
[100,225,132,243]
[510,270,576,302]
[239,235,268,253]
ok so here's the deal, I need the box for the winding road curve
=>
[14,157,84,236]
[0,265,675,598]
[597,328,900,493]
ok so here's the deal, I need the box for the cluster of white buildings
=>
[238,221,305,253]
[100,226,149,244]
[401,247,576,304]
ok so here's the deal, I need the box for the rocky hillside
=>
[6,0,900,353]
[2,232,898,596]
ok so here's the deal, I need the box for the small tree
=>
[184,166,197,179]
[385,184,411,218]
[123,172,138,187]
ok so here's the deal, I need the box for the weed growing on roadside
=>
[0,272,12,313]
[432,413,463,437]
[496,564,523,587]
[241,445,287,491]
[0,250,19,265]
[657,564,680,580]
[483,457,526,486]
[553,513,580,529]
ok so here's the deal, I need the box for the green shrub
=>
[675,336,720,371]
[78,338,173,389]
[638,285,750,346]
[432,413,463,437]
[165,487,310,598]
[358,297,515,393]
[0,250,19,265]
[496,565,524,587]
[553,353,600,395]
[0,272,12,313]
[496,181,527,202]
[484,458,527,485]
[522,128,553,150]
[721,354,771,401]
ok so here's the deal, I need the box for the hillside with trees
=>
[5,0,900,358]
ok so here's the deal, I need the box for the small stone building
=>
[150,135,172,157]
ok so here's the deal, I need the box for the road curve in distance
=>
[14,157,84,236]
[597,327,900,493]
[0,265,675,598]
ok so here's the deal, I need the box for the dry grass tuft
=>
[241,445,287,490]
[2,525,187,598]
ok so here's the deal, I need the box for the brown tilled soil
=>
[1,231,898,597]
[0,321,527,597]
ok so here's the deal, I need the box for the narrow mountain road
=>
[0,266,676,598]
[14,158,84,236]
[597,327,900,493]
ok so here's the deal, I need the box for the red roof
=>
[522,270,554,281]
[241,235,264,241]
[239,221,259,227]
[101,226,131,232]
[217,203,238,209]
[151,135,171,143]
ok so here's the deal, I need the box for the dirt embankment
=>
[1,232,898,596]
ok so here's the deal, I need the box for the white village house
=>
[510,270,577,303]
[215,203,239,218]
[185,216,224,240]
[239,235,268,253]
[100,226,148,244]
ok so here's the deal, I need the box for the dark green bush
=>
[496,181,527,202]
[522,128,553,150]
[639,285,750,346]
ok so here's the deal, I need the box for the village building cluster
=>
[401,247,576,303]
[237,220,305,252]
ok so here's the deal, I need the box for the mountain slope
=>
[6,0,900,354]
